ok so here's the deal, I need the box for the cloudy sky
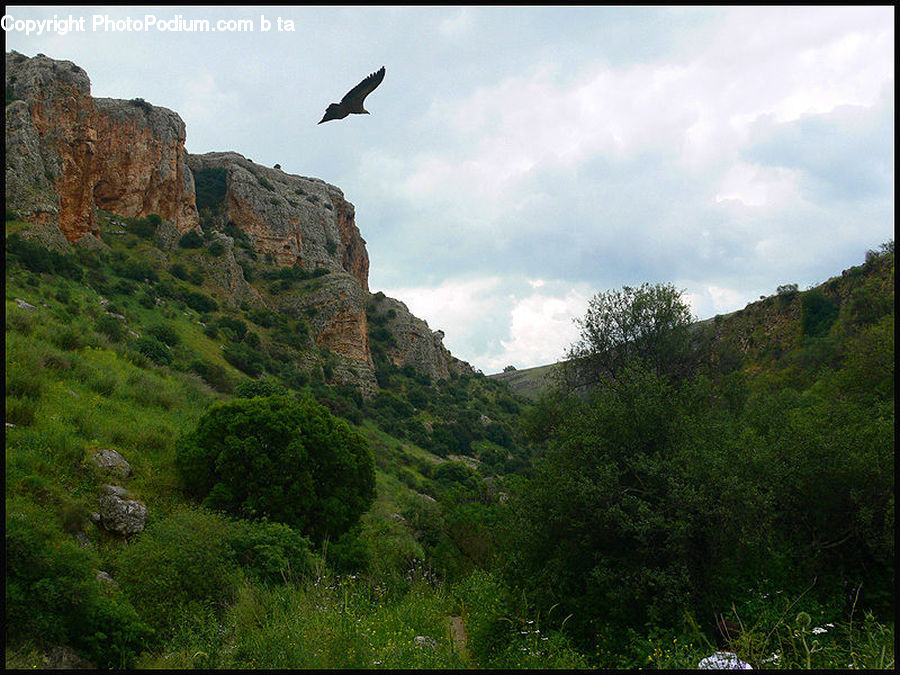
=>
[5,6,894,372]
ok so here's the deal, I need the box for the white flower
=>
[812,626,827,635]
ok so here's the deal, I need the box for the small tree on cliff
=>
[175,394,375,542]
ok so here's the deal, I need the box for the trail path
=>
[448,615,468,661]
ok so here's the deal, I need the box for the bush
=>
[133,336,173,366]
[169,263,188,280]
[801,289,839,338]
[95,314,126,342]
[234,378,289,399]
[146,323,180,347]
[6,498,149,668]
[124,214,162,239]
[117,508,240,634]
[223,342,267,377]
[189,359,233,393]
[183,291,218,313]
[175,394,376,541]
[227,518,314,584]
[178,230,204,249]
[6,234,83,281]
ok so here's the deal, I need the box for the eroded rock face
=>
[6,51,476,388]
[273,271,378,394]
[5,51,198,241]
[187,152,369,289]
[368,292,475,381]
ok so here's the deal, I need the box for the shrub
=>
[189,359,233,393]
[183,291,218,313]
[223,342,267,377]
[178,230,204,249]
[117,508,240,634]
[132,336,173,366]
[124,214,162,239]
[95,315,126,342]
[234,378,289,399]
[175,394,376,542]
[169,263,188,280]
[801,289,839,338]
[227,518,314,584]
[146,323,180,347]
[5,498,150,668]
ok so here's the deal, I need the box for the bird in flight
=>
[318,66,386,124]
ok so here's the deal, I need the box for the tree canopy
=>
[564,282,695,389]
[175,394,376,542]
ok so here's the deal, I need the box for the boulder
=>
[97,485,147,536]
[42,646,95,670]
[92,449,131,478]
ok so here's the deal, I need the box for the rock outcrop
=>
[368,292,475,381]
[187,152,369,289]
[92,449,131,479]
[96,484,147,537]
[5,51,197,241]
[5,51,475,387]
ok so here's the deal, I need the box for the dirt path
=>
[448,615,468,660]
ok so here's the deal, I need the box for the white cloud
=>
[6,6,893,372]
[489,286,591,372]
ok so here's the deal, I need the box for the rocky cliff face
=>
[5,51,197,240]
[186,152,369,290]
[5,51,473,389]
[368,292,475,381]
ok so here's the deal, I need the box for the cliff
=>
[4,51,473,389]
[5,51,197,240]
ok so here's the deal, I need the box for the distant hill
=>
[490,248,894,400]
[488,363,561,400]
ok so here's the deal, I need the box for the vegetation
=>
[4,202,893,671]
[176,394,376,541]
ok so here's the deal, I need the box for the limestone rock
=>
[96,570,119,589]
[42,646,96,670]
[187,152,369,289]
[92,449,131,478]
[414,635,438,650]
[176,229,263,310]
[97,485,147,536]
[5,51,198,241]
[367,292,475,381]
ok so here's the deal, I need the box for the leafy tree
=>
[564,282,694,389]
[175,395,376,541]
[133,336,173,366]
[234,378,289,399]
[801,288,839,337]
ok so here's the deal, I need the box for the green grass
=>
[6,219,892,669]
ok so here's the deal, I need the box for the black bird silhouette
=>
[318,66,386,124]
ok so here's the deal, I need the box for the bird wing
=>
[340,66,386,106]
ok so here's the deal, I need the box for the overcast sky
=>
[5,5,894,372]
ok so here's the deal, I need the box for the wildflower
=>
[812,626,827,635]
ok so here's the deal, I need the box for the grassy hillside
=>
[488,362,561,401]
[4,212,557,669]
[5,211,894,670]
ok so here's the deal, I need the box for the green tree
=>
[564,282,695,389]
[175,395,375,541]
